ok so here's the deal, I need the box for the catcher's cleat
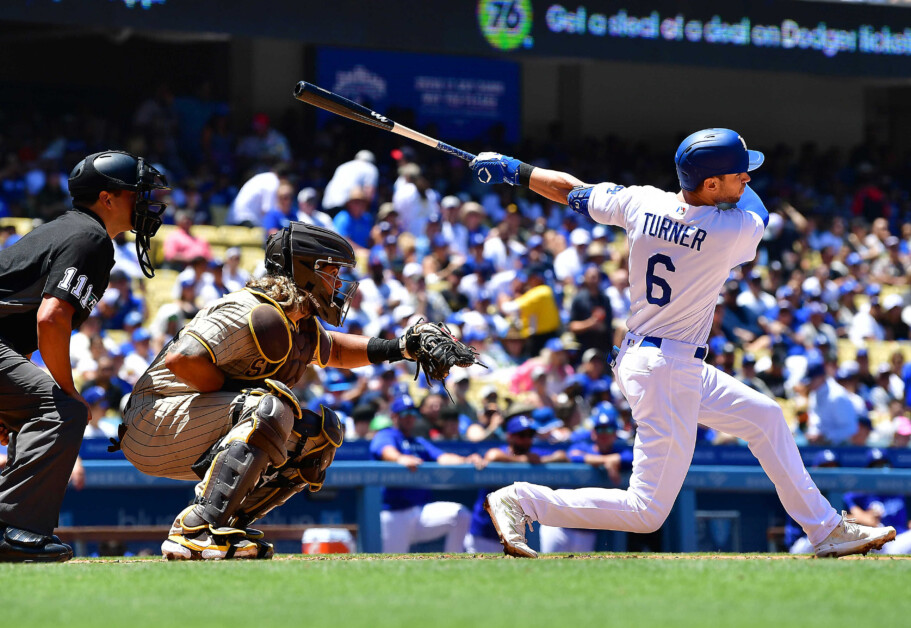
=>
[814,511,896,558]
[161,507,262,561]
[484,486,538,559]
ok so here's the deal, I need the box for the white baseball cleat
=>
[814,511,896,558]
[484,485,538,559]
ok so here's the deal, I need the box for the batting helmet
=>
[674,128,764,191]
[68,150,170,279]
[264,222,359,327]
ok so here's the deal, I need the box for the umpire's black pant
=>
[0,340,87,535]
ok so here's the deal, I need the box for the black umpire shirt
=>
[0,207,114,355]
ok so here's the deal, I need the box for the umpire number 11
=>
[57,266,95,309]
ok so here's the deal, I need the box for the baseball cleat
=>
[484,486,538,559]
[161,506,263,560]
[0,526,73,563]
[814,511,896,558]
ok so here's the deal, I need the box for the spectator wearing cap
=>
[372,202,401,240]
[797,301,838,350]
[150,278,198,351]
[401,261,452,324]
[880,293,910,341]
[96,269,145,330]
[787,449,840,554]
[393,163,440,237]
[321,150,379,213]
[460,201,487,241]
[568,264,613,353]
[719,279,762,345]
[358,251,408,320]
[803,360,863,445]
[261,180,302,237]
[162,209,212,271]
[848,292,886,345]
[736,353,774,399]
[449,370,479,426]
[120,328,155,386]
[553,228,591,284]
[737,270,776,323]
[111,231,145,281]
[333,186,374,251]
[498,265,561,357]
[464,415,567,554]
[423,231,465,284]
[439,195,469,255]
[228,163,293,228]
[848,416,874,447]
[842,449,911,555]
[221,246,249,293]
[871,235,907,287]
[869,363,901,414]
[198,257,231,304]
[82,385,118,439]
[295,187,333,231]
[81,354,131,415]
[522,364,558,411]
[369,394,481,553]
[349,402,378,442]
[483,208,526,273]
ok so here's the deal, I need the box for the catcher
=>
[118,221,481,560]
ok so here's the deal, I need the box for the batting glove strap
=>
[567,185,594,216]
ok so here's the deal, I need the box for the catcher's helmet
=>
[68,150,170,279]
[265,222,359,327]
[674,129,764,191]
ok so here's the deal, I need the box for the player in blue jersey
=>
[369,394,482,553]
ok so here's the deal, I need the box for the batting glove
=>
[470,152,523,186]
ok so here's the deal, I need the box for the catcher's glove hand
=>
[403,320,486,397]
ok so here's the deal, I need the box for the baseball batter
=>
[471,129,896,559]
[119,221,474,560]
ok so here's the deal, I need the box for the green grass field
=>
[2,554,910,628]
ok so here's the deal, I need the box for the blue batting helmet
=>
[674,128,764,191]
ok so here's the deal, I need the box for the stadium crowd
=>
[0,85,910,469]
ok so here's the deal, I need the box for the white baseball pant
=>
[512,333,842,546]
[379,502,471,553]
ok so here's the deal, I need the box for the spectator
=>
[568,264,613,353]
[465,415,567,553]
[498,266,561,357]
[465,395,506,442]
[322,150,379,213]
[332,186,374,251]
[162,209,212,270]
[369,394,481,553]
[803,361,862,446]
[96,269,144,330]
[120,328,155,386]
[295,187,334,231]
[553,228,590,284]
[736,353,774,398]
[221,246,249,293]
[261,180,300,237]
[235,112,292,171]
[393,163,440,237]
[82,386,118,439]
[226,163,292,227]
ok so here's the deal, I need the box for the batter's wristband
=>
[518,162,536,187]
[367,337,405,364]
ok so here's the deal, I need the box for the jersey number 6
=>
[645,254,675,307]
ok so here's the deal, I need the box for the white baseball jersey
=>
[586,183,765,345]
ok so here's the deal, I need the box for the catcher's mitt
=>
[403,320,486,396]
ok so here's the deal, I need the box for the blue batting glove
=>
[469,152,522,186]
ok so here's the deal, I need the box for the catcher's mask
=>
[68,150,170,278]
[264,222,359,327]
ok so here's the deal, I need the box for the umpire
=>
[0,150,169,562]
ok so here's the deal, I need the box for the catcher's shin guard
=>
[194,393,295,528]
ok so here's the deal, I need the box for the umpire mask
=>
[264,222,359,327]
[68,151,170,278]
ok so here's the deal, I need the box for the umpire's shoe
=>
[0,525,73,563]
[485,485,538,559]
[814,510,896,558]
[161,506,267,560]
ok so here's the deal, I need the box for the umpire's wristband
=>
[518,162,535,187]
[367,337,406,364]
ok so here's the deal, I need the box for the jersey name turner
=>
[641,212,707,251]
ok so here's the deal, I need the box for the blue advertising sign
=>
[316,47,520,144]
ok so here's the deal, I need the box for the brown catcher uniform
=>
[121,287,329,480]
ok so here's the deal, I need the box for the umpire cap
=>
[674,129,764,191]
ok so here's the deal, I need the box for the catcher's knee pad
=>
[245,393,295,466]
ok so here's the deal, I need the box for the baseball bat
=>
[293,81,477,163]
